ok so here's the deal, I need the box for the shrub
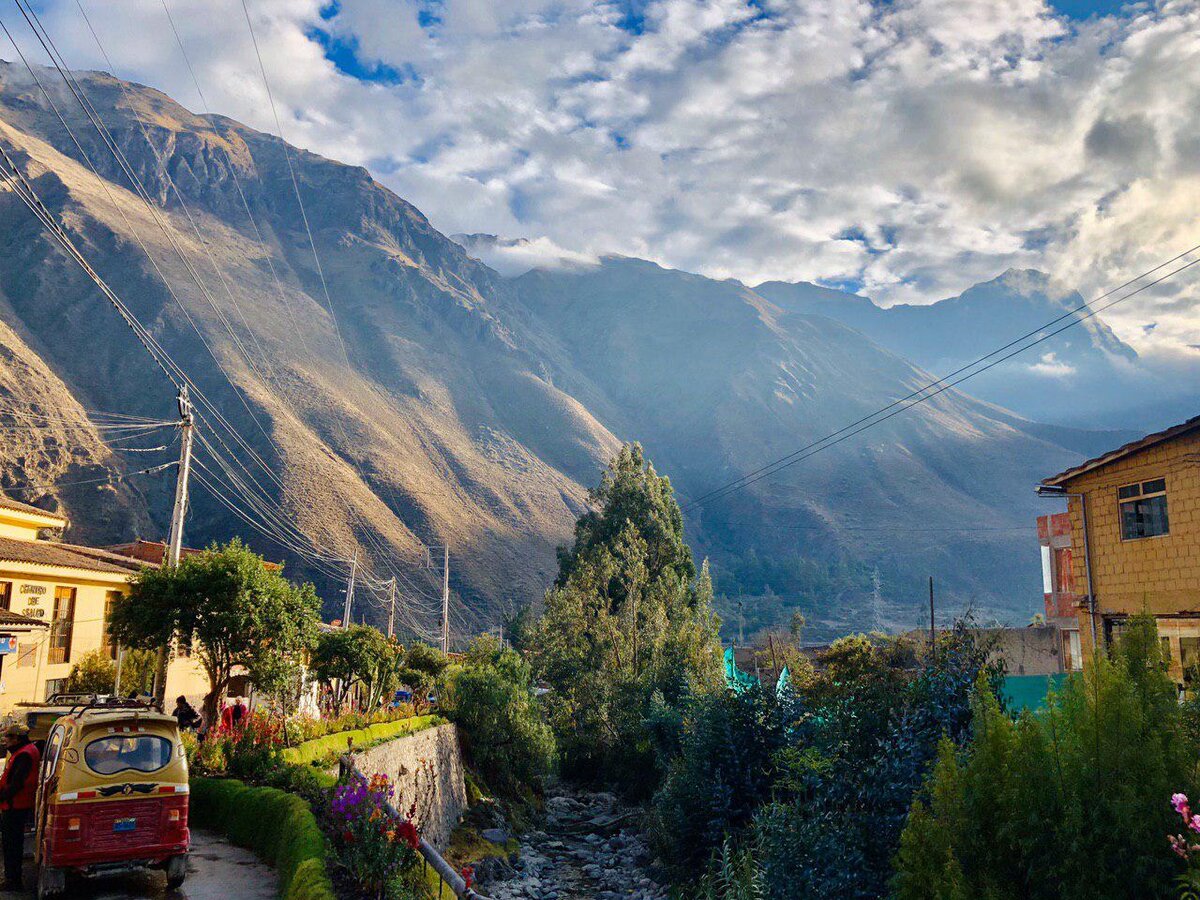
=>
[441,636,555,799]
[893,616,1200,900]
[63,648,156,695]
[280,715,443,768]
[190,777,335,900]
[649,684,785,877]
[754,624,999,899]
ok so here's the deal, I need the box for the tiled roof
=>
[0,609,48,628]
[0,496,66,523]
[0,536,134,575]
[1043,414,1200,486]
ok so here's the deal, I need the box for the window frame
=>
[1117,477,1170,542]
[48,586,76,665]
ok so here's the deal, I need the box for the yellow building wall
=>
[1062,429,1200,666]
[0,566,211,715]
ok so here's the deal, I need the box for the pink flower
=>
[1174,793,1191,815]
[1170,834,1189,859]
[1189,815,1200,835]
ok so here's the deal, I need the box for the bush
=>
[190,777,335,900]
[280,715,443,768]
[441,636,555,799]
[649,684,784,877]
[753,625,999,899]
[893,616,1200,900]
[63,648,156,695]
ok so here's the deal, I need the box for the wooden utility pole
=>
[386,578,396,639]
[441,546,450,655]
[153,387,194,707]
[928,576,936,652]
[342,548,358,628]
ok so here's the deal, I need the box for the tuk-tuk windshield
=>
[84,734,173,775]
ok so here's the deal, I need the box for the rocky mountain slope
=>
[0,61,1122,636]
[754,271,1186,429]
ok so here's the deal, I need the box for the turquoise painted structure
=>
[1000,673,1070,711]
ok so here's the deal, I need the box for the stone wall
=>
[344,722,468,851]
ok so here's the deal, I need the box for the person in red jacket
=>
[0,723,39,890]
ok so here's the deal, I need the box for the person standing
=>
[172,696,201,731]
[0,724,39,890]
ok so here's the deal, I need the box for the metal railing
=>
[338,753,492,899]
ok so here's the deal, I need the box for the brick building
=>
[1037,511,1083,671]
[1039,414,1199,682]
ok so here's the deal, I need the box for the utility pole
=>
[441,545,450,655]
[387,578,396,639]
[342,548,358,628]
[928,576,936,653]
[153,387,194,707]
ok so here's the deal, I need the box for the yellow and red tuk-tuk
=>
[32,701,189,898]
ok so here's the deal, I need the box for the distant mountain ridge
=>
[0,61,1154,637]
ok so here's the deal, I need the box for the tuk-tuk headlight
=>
[67,817,81,834]
[168,809,180,822]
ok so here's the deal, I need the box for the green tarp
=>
[724,646,756,692]
[1000,673,1070,711]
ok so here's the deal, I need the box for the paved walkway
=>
[0,828,277,899]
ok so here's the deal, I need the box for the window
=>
[1180,637,1200,683]
[48,586,75,665]
[84,735,172,775]
[100,590,121,660]
[1119,478,1169,540]
[43,677,66,699]
[0,582,10,612]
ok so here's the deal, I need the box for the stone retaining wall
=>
[344,722,467,851]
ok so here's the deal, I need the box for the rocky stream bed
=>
[476,787,670,900]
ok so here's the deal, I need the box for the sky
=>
[8,0,1200,360]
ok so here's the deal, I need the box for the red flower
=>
[462,865,475,888]
[397,820,420,850]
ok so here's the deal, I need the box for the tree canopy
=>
[311,624,399,710]
[531,443,721,794]
[108,539,320,721]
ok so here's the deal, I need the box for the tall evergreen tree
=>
[532,443,721,794]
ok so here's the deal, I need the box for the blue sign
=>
[0,636,18,655]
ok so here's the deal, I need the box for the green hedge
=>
[190,777,335,900]
[281,715,443,767]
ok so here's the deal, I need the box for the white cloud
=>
[1028,352,1076,378]
[10,0,1200,355]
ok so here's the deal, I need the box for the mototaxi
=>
[32,700,189,898]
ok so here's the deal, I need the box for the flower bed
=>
[190,776,336,900]
[281,715,444,768]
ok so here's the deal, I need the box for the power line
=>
[685,249,1200,510]
[7,460,178,494]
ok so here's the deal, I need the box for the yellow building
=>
[1040,414,1200,682]
[0,496,209,713]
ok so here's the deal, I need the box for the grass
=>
[190,776,336,900]
[280,715,444,768]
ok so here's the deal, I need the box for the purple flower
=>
[1189,815,1200,835]
[1173,793,1190,815]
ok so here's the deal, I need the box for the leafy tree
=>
[311,624,399,710]
[395,641,448,712]
[62,648,156,696]
[108,539,320,723]
[754,625,1000,899]
[531,444,722,794]
[441,635,555,798]
[893,616,1200,900]
[649,684,786,876]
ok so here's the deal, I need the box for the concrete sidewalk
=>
[0,828,278,899]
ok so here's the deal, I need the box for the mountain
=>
[510,257,1099,636]
[754,271,1191,430]
[0,61,1123,638]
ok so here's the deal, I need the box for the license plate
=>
[113,818,136,833]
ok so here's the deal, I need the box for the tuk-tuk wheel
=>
[35,865,65,900]
[165,854,188,889]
